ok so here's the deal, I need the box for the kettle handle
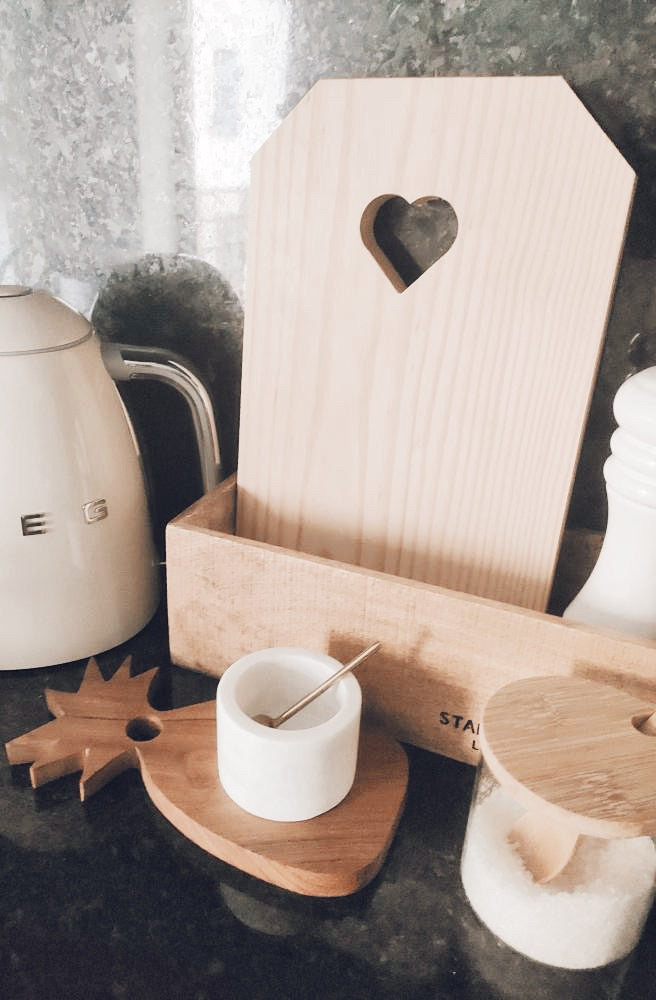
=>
[101,341,221,494]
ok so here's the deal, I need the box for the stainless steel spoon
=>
[252,641,381,728]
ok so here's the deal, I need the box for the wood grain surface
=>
[481,675,656,838]
[236,76,635,611]
[167,478,656,766]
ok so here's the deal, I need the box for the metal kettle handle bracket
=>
[101,340,221,494]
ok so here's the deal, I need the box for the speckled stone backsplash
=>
[1,0,654,550]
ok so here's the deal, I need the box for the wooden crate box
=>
[166,476,656,766]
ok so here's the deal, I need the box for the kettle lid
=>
[0,285,92,355]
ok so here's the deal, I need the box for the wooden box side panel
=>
[167,486,656,766]
[170,474,236,534]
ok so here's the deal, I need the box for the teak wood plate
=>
[4,658,408,897]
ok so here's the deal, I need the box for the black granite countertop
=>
[1,610,654,1000]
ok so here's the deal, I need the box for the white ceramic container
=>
[216,647,362,822]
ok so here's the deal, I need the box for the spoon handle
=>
[272,642,381,728]
[509,809,580,884]
[639,710,656,735]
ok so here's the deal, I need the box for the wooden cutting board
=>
[5,658,408,897]
[236,77,635,610]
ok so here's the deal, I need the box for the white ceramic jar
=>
[216,647,362,822]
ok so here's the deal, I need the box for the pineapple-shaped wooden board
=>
[237,76,635,611]
[5,659,408,897]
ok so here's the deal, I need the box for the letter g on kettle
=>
[0,285,221,669]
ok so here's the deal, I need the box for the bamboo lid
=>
[480,676,656,838]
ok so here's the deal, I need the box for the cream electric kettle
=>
[0,285,221,669]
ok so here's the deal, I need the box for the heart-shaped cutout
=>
[361,194,458,292]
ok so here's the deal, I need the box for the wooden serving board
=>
[5,658,408,897]
[236,76,635,611]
